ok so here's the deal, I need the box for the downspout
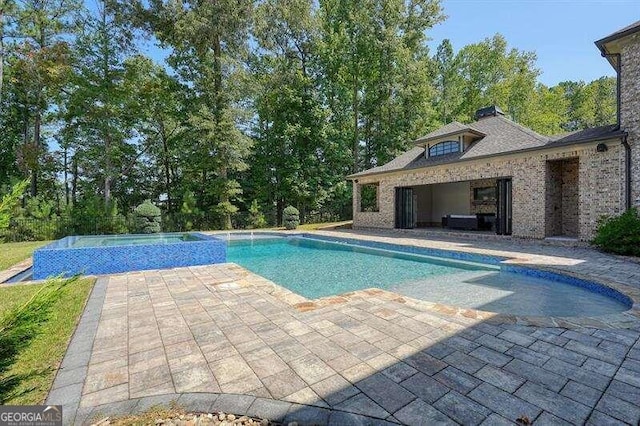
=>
[622,134,632,210]
[602,51,632,209]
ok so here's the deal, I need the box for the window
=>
[360,183,379,212]
[473,186,496,201]
[428,140,460,157]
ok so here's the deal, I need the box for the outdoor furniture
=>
[445,214,479,230]
[441,213,497,231]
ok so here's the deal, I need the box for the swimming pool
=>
[227,235,631,317]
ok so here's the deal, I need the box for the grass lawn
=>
[0,241,51,271]
[0,278,94,405]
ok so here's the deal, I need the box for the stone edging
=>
[74,393,397,426]
[0,258,33,284]
[46,277,108,425]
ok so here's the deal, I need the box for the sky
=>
[427,0,640,86]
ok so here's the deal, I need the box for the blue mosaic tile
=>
[501,264,633,308]
[33,232,226,280]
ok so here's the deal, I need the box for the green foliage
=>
[140,0,253,231]
[283,205,300,230]
[360,184,379,212]
[178,191,201,231]
[0,180,28,233]
[12,196,59,241]
[0,0,621,233]
[133,200,162,234]
[247,200,267,229]
[66,197,129,236]
[592,209,640,257]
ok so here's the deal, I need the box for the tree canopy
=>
[0,0,618,229]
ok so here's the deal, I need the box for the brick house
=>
[348,21,640,241]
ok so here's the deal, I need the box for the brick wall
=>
[620,33,640,208]
[353,141,625,240]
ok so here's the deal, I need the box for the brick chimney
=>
[474,106,505,121]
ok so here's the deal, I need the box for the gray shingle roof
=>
[348,116,624,179]
[547,124,625,147]
[596,20,640,46]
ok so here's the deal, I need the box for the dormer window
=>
[428,140,460,157]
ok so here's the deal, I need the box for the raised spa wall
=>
[32,234,227,279]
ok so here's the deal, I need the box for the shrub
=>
[66,197,129,236]
[133,200,162,234]
[283,205,300,230]
[0,181,28,238]
[592,208,640,256]
[248,200,267,229]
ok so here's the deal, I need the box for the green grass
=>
[0,278,94,405]
[0,241,51,271]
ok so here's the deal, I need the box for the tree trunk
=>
[64,147,69,206]
[104,135,111,205]
[352,75,359,173]
[71,154,78,205]
[220,167,232,230]
[276,198,284,227]
[213,33,223,114]
[31,108,41,197]
[161,125,172,213]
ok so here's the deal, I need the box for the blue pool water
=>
[227,236,630,317]
[59,233,200,248]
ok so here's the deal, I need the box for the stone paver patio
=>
[45,230,640,425]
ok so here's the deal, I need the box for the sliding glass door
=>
[395,187,415,229]
[496,178,512,235]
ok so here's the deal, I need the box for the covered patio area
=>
[394,178,512,235]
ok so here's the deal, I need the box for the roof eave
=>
[595,23,640,69]
[349,132,626,180]
[413,129,486,146]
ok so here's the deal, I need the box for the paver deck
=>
[46,230,640,425]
